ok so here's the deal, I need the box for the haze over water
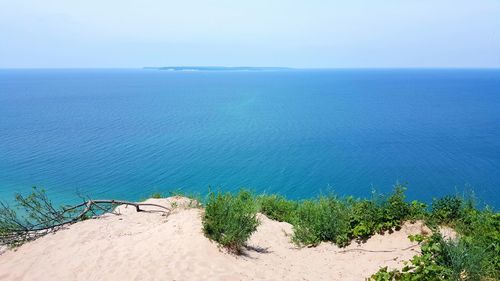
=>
[1,69,499,206]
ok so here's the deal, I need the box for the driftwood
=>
[36,199,171,231]
[0,192,171,247]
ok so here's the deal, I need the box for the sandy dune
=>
[0,197,430,281]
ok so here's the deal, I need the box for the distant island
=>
[144,66,293,71]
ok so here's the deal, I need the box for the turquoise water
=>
[0,69,499,206]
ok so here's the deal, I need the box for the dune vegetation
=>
[202,186,499,280]
[1,185,498,280]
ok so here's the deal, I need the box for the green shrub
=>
[348,199,381,239]
[431,195,465,224]
[348,185,416,240]
[202,189,259,253]
[150,192,163,199]
[371,208,500,281]
[257,194,298,223]
[383,185,412,227]
[292,196,350,247]
[371,233,450,280]
[408,200,428,221]
[371,233,492,281]
[290,186,418,246]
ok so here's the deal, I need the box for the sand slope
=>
[0,197,429,281]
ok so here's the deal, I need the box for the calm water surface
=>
[0,69,499,206]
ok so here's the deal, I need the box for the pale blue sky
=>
[1,0,499,68]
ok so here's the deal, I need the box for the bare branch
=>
[0,193,171,248]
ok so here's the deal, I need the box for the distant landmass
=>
[144,66,293,71]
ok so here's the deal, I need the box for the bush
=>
[206,185,418,247]
[150,192,163,199]
[371,207,500,281]
[348,198,382,239]
[202,189,259,253]
[371,233,491,281]
[431,195,465,224]
[383,185,412,228]
[348,185,416,240]
[292,196,350,247]
[257,194,298,223]
[408,200,428,221]
[258,188,417,247]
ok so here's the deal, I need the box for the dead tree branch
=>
[0,188,171,247]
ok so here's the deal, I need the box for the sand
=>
[0,197,431,281]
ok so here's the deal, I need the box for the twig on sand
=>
[338,244,419,254]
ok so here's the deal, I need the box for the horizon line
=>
[1,66,500,70]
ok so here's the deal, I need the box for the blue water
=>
[1,69,499,207]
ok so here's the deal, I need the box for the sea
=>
[0,69,499,207]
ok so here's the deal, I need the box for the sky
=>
[0,0,499,68]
